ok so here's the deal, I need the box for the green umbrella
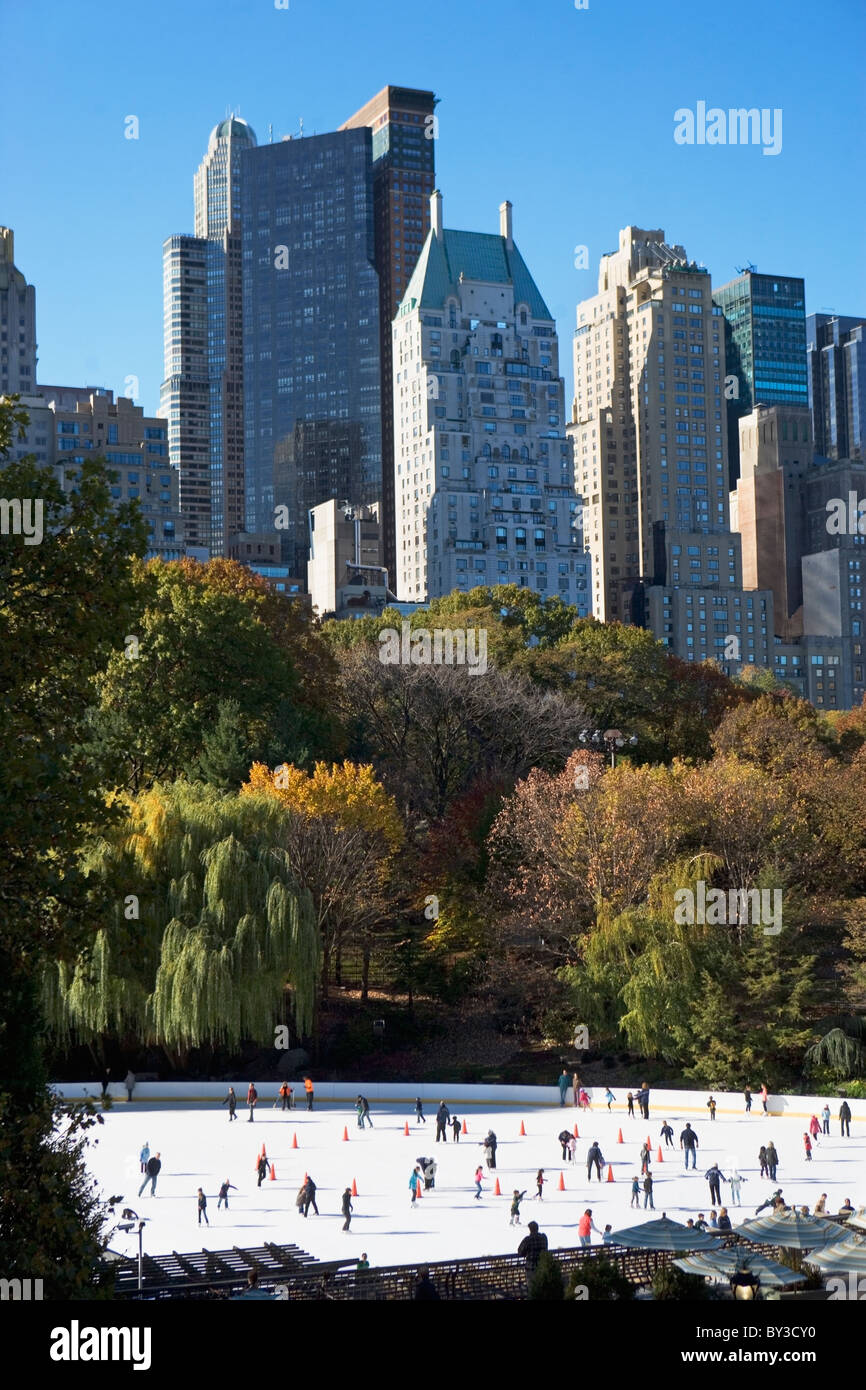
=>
[608,1217,724,1251]
[736,1209,850,1250]
[804,1234,866,1272]
[673,1249,806,1288]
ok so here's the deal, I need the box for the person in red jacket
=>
[247,1082,258,1122]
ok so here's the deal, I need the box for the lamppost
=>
[579,727,638,769]
[119,1209,149,1292]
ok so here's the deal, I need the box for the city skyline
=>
[3,0,864,418]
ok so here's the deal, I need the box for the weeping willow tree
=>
[42,782,319,1056]
[804,1019,866,1080]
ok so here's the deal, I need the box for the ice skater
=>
[706,1095,717,1121]
[139,1141,150,1174]
[304,1076,315,1110]
[840,1100,852,1137]
[358,1095,373,1129]
[809,1114,821,1145]
[766,1141,779,1181]
[626,1092,635,1118]
[510,1190,527,1225]
[217,1179,237,1210]
[604,1087,616,1111]
[415,1097,426,1125]
[640,1141,651,1176]
[197,1188,209,1225]
[643,1173,655,1209]
[803,1132,813,1161]
[586,1140,604,1181]
[729,1170,745,1206]
[138,1152,161,1197]
[558,1068,570,1106]
[409,1167,422,1205]
[744,1087,752,1114]
[246,1082,258,1122]
[341,1187,353,1231]
[660,1121,674,1148]
[821,1104,831,1136]
[558,1128,572,1161]
[452,1114,461,1142]
[705,1163,726,1206]
[474,1165,483,1200]
[222,1086,237,1121]
[578,1209,601,1246]
[256,1153,270,1187]
[535,1169,546,1200]
[680,1122,699,1169]
[302,1177,319,1217]
[435,1101,450,1143]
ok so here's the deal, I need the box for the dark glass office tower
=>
[714,270,808,483]
[341,86,437,584]
[807,313,866,462]
[241,130,381,578]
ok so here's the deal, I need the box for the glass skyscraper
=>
[240,129,381,578]
[807,313,865,462]
[713,270,808,483]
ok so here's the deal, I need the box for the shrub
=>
[528,1252,565,1300]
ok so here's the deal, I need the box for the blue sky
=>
[3,0,864,415]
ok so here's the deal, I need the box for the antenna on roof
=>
[736,262,758,274]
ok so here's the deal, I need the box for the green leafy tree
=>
[528,1251,565,1300]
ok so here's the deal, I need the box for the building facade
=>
[307,499,392,619]
[341,86,437,583]
[714,269,808,484]
[160,117,256,556]
[393,193,589,609]
[241,128,382,578]
[0,227,37,399]
[807,313,866,463]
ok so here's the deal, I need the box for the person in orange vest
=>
[578,1209,602,1247]
[247,1082,258,1122]
[279,1082,292,1111]
[304,1076,314,1111]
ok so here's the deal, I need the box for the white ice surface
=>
[79,1099,864,1269]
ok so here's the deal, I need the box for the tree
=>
[528,1251,565,1300]
[192,698,256,792]
[242,761,403,1002]
[0,397,148,1291]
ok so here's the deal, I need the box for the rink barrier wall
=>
[50,1081,865,1122]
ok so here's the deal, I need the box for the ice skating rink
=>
[83,1099,864,1268]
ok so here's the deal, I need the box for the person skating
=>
[304,1076,315,1111]
[744,1087,752,1114]
[840,1100,852,1137]
[729,1169,746,1206]
[760,1083,768,1114]
[101,1067,111,1099]
[755,1189,784,1216]
[246,1082,258,1122]
[435,1101,450,1143]
[558,1128,572,1161]
[758,1144,769,1178]
[341,1187,353,1232]
[809,1114,821,1145]
[659,1121,674,1148]
[415,1097,426,1125]
[481,1130,497,1169]
[217,1179,237,1210]
[566,1134,577,1165]
[766,1141,779,1181]
[578,1209,601,1246]
[535,1169,546,1201]
[821,1104,831,1136]
[256,1153,270,1188]
[139,1141,150,1174]
[630,1175,640,1208]
[557,1068,570,1107]
[604,1087,616,1111]
[278,1081,289,1110]
[409,1167,422,1205]
[578,1088,592,1111]
[424,1159,437,1191]
[356,1096,365,1130]
[474,1165,483,1201]
[125,1070,136,1103]
[803,1132,813,1161]
[586,1141,604,1181]
[705,1163,726,1205]
[414,1266,440,1300]
[222,1086,237,1121]
[643,1172,655,1210]
[680,1122,699,1169]
[358,1095,373,1129]
[509,1190,527,1226]
[626,1091,635,1118]
[637,1083,650,1120]
[302,1177,319,1217]
[197,1188,209,1226]
[640,1141,651,1176]
[572,1071,580,1107]
[451,1114,461,1143]
[706,1095,717,1121]
[138,1152,161,1197]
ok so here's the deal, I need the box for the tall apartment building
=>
[714,270,808,484]
[307,498,392,619]
[240,128,381,578]
[807,313,866,463]
[393,193,589,609]
[161,116,256,554]
[341,86,437,582]
[0,227,37,398]
[44,388,184,560]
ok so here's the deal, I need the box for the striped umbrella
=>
[607,1217,724,1251]
[736,1210,850,1250]
[804,1234,866,1273]
[673,1249,806,1288]
[845,1207,866,1233]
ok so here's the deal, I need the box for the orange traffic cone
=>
[292,1132,298,1149]
[646,1136,651,1150]
[657,1146,664,1163]
[404,1120,410,1136]
[573,1123,579,1139]
[462,1118,468,1135]
[351,1178,358,1197]
[519,1120,526,1137]
[269,1162,276,1180]
[558,1172,566,1192]
[607,1165,615,1182]
[494,1178,501,1196]
[342,1126,349,1142]
[617,1128,624,1144]
[416,1183,422,1199]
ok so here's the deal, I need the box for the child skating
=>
[510,1189,527,1225]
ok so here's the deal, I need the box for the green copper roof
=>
[401,228,552,320]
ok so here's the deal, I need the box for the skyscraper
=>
[393,193,588,608]
[240,128,381,579]
[0,227,37,397]
[341,86,437,582]
[160,116,256,555]
[713,269,808,483]
[807,313,866,462]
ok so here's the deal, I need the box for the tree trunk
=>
[361,943,371,1003]
[334,940,342,989]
